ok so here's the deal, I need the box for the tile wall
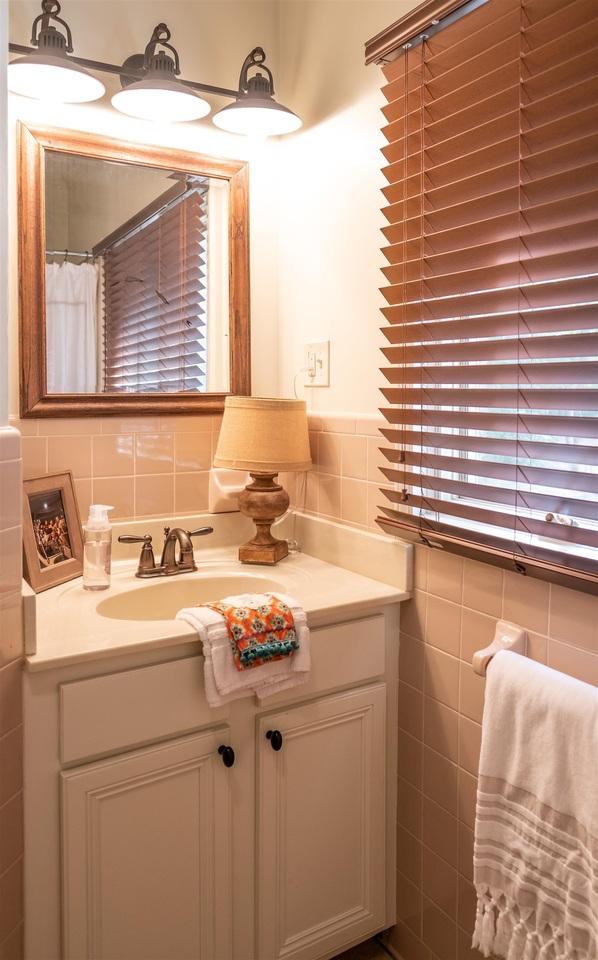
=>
[12,414,222,523]
[5,407,597,960]
[0,426,23,959]
[301,413,598,960]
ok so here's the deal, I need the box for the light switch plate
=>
[304,340,330,387]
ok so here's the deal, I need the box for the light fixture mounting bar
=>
[7,41,239,99]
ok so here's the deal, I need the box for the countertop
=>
[26,540,410,672]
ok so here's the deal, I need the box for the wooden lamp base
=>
[238,473,290,565]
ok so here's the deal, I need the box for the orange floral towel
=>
[203,594,299,672]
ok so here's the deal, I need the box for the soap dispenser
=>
[83,504,114,591]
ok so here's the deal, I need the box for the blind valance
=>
[375,0,598,591]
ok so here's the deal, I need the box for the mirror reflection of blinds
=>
[376,0,598,588]
[103,186,208,393]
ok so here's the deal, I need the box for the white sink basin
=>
[96,573,287,622]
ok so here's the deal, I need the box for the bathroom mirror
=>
[18,124,250,417]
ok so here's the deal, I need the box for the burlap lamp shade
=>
[214,397,312,564]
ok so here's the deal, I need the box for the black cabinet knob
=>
[266,729,283,751]
[218,745,235,767]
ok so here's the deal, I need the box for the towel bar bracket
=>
[472,620,527,677]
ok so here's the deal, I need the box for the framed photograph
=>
[22,472,84,593]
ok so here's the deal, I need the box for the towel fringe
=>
[506,918,528,960]
[495,904,514,954]
[472,888,590,960]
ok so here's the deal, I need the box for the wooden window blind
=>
[103,186,208,393]
[375,0,598,590]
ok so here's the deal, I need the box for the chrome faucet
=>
[118,525,214,578]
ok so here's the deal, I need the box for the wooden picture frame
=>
[17,122,251,418]
[22,472,84,593]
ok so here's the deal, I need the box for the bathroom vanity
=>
[22,513,411,960]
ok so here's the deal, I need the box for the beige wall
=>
[1,4,24,956]
[276,1,417,416]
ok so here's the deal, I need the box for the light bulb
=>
[8,55,105,103]
[112,79,210,122]
[213,101,301,137]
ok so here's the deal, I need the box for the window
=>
[371,0,598,589]
[103,185,208,393]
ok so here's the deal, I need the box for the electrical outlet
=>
[304,341,330,387]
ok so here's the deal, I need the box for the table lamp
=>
[213,396,312,564]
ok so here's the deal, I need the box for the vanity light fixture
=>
[7,0,105,103]
[111,24,210,123]
[212,48,302,137]
[8,0,302,136]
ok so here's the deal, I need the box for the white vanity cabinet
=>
[23,609,399,960]
[61,729,234,960]
[257,684,387,960]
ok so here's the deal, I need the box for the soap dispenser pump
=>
[83,504,114,591]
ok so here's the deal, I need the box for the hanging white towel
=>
[176,593,310,707]
[472,650,598,960]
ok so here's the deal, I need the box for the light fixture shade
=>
[214,397,312,473]
[8,52,105,103]
[213,98,302,137]
[111,77,210,122]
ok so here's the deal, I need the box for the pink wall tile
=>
[20,437,46,480]
[0,729,22,807]
[427,550,463,604]
[0,429,23,960]
[424,646,460,711]
[503,572,550,636]
[340,477,367,526]
[47,436,92,479]
[135,434,175,475]
[316,434,341,475]
[0,597,22,669]
[340,435,367,480]
[92,477,134,520]
[426,597,461,657]
[0,462,21,531]
[423,797,459,870]
[174,472,210,515]
[92,434,134,477]
[317,474,341,519]
[135,474,175,518]
[174,433,212,473]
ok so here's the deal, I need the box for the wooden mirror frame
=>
[18,122,250,418]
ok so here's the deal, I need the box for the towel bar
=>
[472,620,527,676]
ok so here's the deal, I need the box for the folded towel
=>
[472,650,598,960]
[176,593,310,707]
[204,594,300,671]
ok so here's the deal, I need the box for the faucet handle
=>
[117,534,156,577]
[188,526,214,537]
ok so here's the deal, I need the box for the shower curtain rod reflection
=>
[46,249,95,260]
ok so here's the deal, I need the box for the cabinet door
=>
[61,729,233,960]
[257,684,387,960]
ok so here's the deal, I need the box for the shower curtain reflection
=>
[45,260,99,393]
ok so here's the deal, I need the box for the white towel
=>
[176,592,310,708]
[472,650,598,960]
